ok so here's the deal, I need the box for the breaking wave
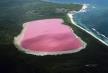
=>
[68,4,108,46]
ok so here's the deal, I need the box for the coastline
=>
[67,4,108,46]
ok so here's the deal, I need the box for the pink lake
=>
[14,18,86,56]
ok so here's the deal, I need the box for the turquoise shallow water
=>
[45,0,108,45]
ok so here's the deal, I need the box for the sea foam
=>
[67,4,108,46]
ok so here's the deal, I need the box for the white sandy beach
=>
[67,4,108,46]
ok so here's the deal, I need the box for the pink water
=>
[20,19,84,52]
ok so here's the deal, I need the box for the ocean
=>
[45,0,108,46]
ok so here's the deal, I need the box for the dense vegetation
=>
[1,1,108,73]
[0,0,82,44]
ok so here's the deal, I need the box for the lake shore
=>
[14,19,86,56]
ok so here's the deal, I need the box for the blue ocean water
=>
[45,0,108,45]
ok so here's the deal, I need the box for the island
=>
[1,0,108,73]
